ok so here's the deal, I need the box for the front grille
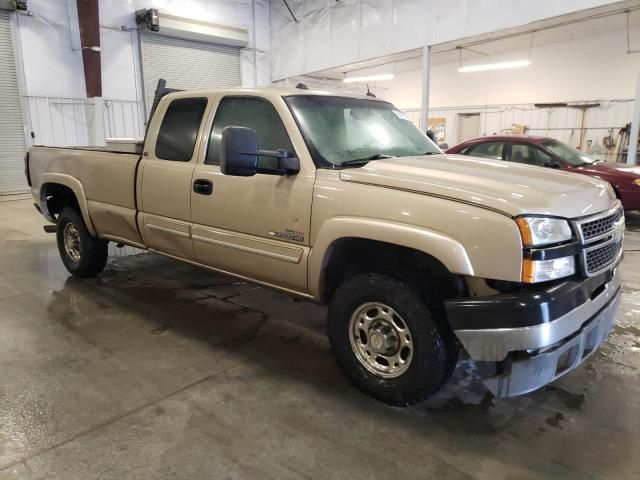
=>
[580,208,623,241]
[585,241,621,275]
[574,204,624,276]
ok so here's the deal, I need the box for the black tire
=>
[328,273,458,406]
[56,207,108,277]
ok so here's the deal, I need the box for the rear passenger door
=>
[138,96,209,259]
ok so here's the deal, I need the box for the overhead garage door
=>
[0,11,27,195]
[140,33,241,118]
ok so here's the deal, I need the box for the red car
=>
[447,135,640,211]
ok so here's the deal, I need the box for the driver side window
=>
[206,97,294,168]
[507,143,552,167]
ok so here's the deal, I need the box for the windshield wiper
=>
[340,154,394,167]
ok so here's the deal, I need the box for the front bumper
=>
[619,188,640,211]
[445,267,621,397]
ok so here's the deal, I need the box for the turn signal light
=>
[522,257,576,283]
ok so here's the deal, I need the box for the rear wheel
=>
[56,207,108,277]
[328,273,458,406]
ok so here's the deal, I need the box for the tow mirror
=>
[221,126,259,176]
[221,126,300,177]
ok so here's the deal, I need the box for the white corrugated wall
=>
[0,11,28,195]
[27,97,145,146]
[103,99,145,140]
[139,33,241,117]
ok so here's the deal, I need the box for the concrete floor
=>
[0,197,639,480]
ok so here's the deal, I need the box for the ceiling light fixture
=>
[458,60,530,73]
[343,73,394,83]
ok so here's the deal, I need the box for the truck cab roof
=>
[163,85,388,102]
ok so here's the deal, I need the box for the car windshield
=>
[542,139,596,167]
[285,95,440,167]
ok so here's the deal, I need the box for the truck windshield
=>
[542,139,596,167]
[285,95,440,168]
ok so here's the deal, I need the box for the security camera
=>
[135,8,159,32]
[147,8,159,31]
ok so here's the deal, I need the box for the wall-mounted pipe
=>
[252,0,257,86]
[628,72,640,165]
[420,45,431,133]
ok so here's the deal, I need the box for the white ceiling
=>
[304,0,640,82]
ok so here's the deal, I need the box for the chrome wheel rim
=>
[349,302,414,378]
[63,223,82,262]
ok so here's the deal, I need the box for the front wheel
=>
[328,273,458,406]
[56,207,108,277]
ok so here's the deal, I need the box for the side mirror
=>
[221,126,259,177]
[220,126,300,177]
[544,160,561,169]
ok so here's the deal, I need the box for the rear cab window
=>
[155,97,208,161]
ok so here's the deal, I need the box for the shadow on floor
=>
[45,250,625,430]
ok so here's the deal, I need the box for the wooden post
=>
[75,0,101,98]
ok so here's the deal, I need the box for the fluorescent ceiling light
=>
[458,60,530,73]
[343,73,394,83]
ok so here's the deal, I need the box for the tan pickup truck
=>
[25,83,624,405]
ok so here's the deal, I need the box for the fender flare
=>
[308,217,474,300]
[40,173,97,236]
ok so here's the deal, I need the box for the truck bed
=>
[28,145,143,247]
[32,138,143,155]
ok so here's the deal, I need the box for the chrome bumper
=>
[484,287,620,397]
[453,268,621,362]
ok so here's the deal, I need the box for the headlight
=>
[522,257,576,283]
[516,217,573,247]
[634,179,640,187]
[517,216,576,283]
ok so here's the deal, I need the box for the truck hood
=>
[339,154,614,218]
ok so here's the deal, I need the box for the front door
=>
[505,142,554,167]
[190,95,315,294]
[138,96,209,259]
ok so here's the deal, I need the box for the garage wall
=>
[14,0,270,146]
[403,101,633,155]
[378,27,638,152]
[384,29,636,109]
[269,0,623,80]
